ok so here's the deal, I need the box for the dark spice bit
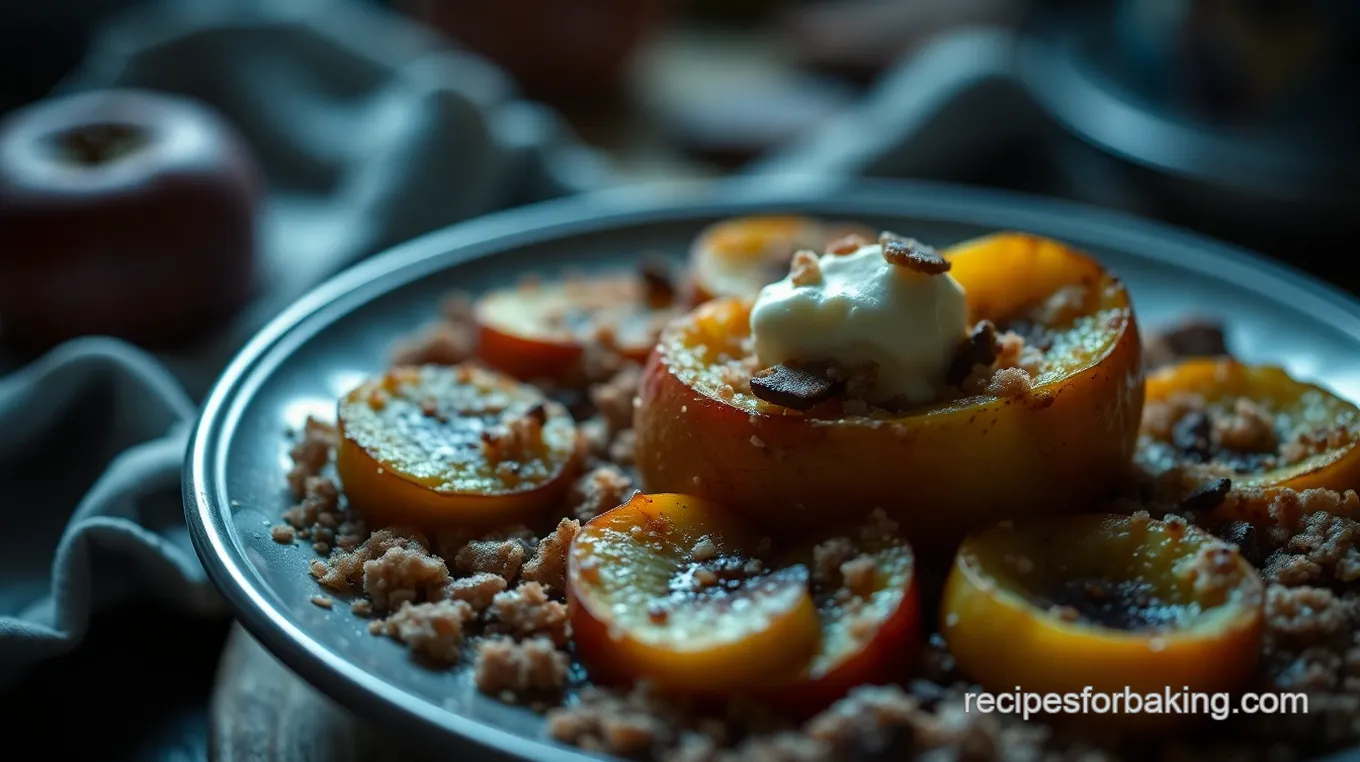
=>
[1150,319,1228,358]
[1171,410,1214,462]
[1179,477,1232,513]
[947,320,998,386]
[1218,520,1261,566]
[524,403,549,426]
[750,362,839,410]
[880,232,950,275]
[638,256,675,309]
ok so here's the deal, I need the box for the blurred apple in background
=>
[397,0,671,108]
[0,89,260,351]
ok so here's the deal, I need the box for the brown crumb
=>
[310,595,333,609]
[803,684,916,749]
[350,599,373,617]
[442,572,509,613]
[839,555,878,596]
[880,232,949,274]
[609,429,638,467]
[362,543,451,612]
[271,524,296,544]
[474,635,569,696]
[310,527,432,592]
[590,364,642,435]
[283,476,365,552]
[789,250,822,287]
[489,581,570,645]
[481,409,548,465]
[374,599,475,663]
[286,417,338,498]
[691,535,719,563]
[521,518,581,592]
[390,319,476,367]
[546,684,677,756]
[565,465,634,523]
[986,367,1033,399]
[455,539,528,582]
[1178,543,1247,597]
[812,537,856,588]
[1215,398,1278,454]
[750,362,837,410]
[826,233,870,255]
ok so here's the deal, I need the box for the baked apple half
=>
[336,364,581,529]
[941,514,1264,714]
[634,232,1144,549]
[687,214,874,303]
[475,265,680,382]
[1137,358,1360,498]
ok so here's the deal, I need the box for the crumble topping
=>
[488,581,571,645]
[879,232,951,275]
[788,250,822,287]
[442,572,507,614]
[454,539,528,582]
[565,465,634,522]
[286,417,338,497]
[474,636,570,697]
[521,517,580,592]
[373,599,475,663]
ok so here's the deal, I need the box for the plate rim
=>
[184,176,1360,761]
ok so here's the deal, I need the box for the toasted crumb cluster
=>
[390,295,477,366]
[480,405,549,465]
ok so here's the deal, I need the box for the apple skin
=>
[0,89,261,350]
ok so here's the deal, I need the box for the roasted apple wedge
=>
[336,364,581,529]
[1138,358,1360,497]
[942,514,1265,711]
[634,232,1144,549]
[566,492,821,694]
[475,268,680,382]
[687,215,874,303]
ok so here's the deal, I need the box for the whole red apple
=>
[0,89,260,350]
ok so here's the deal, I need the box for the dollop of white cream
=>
[749,243,968,405]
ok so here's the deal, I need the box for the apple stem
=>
[54,123,148,166]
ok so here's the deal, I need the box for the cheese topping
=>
[749,242,968,406]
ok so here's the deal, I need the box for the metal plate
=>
[185,177,1360,762]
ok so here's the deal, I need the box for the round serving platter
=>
[185,176,1360,762]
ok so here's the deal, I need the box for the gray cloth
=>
[0,0,612,687]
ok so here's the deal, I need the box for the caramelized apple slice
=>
[763,512,921,716]
[567,493,821,694]
[1138,358,1360,497]
[475,272,679,382]
[942,514,1265,711]
[688,215,874,303]
[336,364,580,528]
